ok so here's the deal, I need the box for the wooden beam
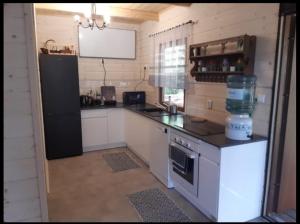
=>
[34,3,159,22]
[110,6,159,21]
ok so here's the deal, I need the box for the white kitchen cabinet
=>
[81,116,108,149]
[149,123,173,188]
[168,128,267,222]
[124,110,152,163]
[81,108,125,152]
[216,141,267,222]
[197,156,220,219]
[107,108,124,144]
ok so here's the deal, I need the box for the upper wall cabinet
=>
[189,35,256,83]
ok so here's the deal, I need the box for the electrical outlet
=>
[257,94,266,103]
[207,99,213,110]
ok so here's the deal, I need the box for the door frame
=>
[262,3,296,216]
[24,3,49,221]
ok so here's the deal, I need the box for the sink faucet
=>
[154,102,167,110]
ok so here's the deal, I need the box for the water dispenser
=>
[225,75,257,140]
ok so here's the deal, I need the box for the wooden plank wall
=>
[35,12,143,102]
[139,3,280,136]
[4,3,42,222]
[35,3,280,137]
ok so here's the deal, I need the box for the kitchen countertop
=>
[81,103,268,148]
[80,102,124,110]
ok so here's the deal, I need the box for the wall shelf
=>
[189,34,256,83]
[191,71,244,74]
[190,51,244,59]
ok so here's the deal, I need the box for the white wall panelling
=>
[139,3,279,136]
[35,12,142,103]
[4,3,48,221]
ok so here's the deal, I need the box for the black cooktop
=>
[174,116,225,136]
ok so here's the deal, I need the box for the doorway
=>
[264,3,296,220]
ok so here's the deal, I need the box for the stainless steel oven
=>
[169,135,199,197]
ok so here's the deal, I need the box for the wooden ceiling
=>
[108,3,171,13]
[34,3,191,22]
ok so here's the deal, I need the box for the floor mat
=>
[103,152,140,172]
[128,188,192,222]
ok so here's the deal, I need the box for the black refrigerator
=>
[39,54,83,160]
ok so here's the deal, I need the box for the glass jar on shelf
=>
[222,58,229,72]
[197,60,203,72]
[192,47,198,57]
[200,46,207,56]
[237,38,244,51]
[236,58,245,72]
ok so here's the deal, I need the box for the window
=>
[160,87,185,110]
[159,44,186,111]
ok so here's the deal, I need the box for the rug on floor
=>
[128,188,192,222]
[102,152,140,172]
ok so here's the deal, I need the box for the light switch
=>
[257,94,266,103]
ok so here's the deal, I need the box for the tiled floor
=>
[47,147,211,222]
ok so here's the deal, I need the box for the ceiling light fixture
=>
[74,3,110,30]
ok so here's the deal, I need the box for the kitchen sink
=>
[139,108,170,117]
[139,108,165,112]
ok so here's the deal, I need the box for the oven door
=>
[169,142,199,197]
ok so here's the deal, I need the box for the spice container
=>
[236,58,244,72]
[222,58,229,72]
[192,48,198,57]
[197,60,202,72]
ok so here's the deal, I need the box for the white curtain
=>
[149,23,192,89]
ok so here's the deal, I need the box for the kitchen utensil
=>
[40,48,48,54]
[168,104,177,115]
[101,86,116,105]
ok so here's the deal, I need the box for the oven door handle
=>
[173,166,187,175]
[172,160,186,170]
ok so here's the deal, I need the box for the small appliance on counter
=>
[225,75,257,140]
[80,95,101,107]
[123,91,145,105]
[101,86,116,105]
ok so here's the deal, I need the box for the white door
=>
[197,156,220,219]
[124,110,151,163]
[124,110,137,150]
[107,108,124,144]
[81,117,108,148]
[149,123,170,187]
